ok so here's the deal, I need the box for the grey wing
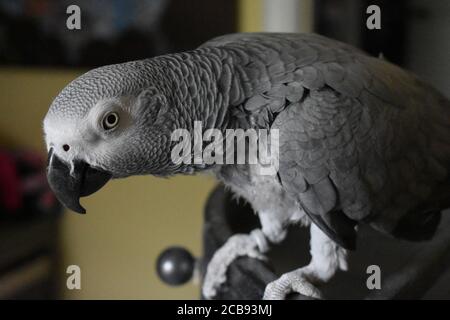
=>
[203,33,450,248]
[272,88,365,250]
[272,56,450,250]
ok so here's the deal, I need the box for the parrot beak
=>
[46,148,112,214]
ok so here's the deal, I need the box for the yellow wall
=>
[0,68,215,299]
[238,0,263,32]
[239,0,314,33]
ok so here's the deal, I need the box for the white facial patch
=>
[43,114,88,165]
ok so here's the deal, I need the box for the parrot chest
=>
[212,164,308,228]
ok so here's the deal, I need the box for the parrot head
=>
[43,62,176,214]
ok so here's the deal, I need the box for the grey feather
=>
[203,33,450,247]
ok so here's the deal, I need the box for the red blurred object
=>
[0,151,21,212]
[0,149,61,217]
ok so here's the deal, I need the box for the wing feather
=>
[202,33,450,247]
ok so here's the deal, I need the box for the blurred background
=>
[0,0,448,299]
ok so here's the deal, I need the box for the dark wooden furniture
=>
[200,185,450,299]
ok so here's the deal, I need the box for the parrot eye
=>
[102,112,119,130]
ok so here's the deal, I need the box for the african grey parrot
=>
[43,33,450,299]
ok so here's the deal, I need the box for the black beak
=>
[46,148,112,214]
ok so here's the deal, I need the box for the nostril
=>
[63,144,70,152]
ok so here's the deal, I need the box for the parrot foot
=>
[202,229,268,299]
[263,266,323,300]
